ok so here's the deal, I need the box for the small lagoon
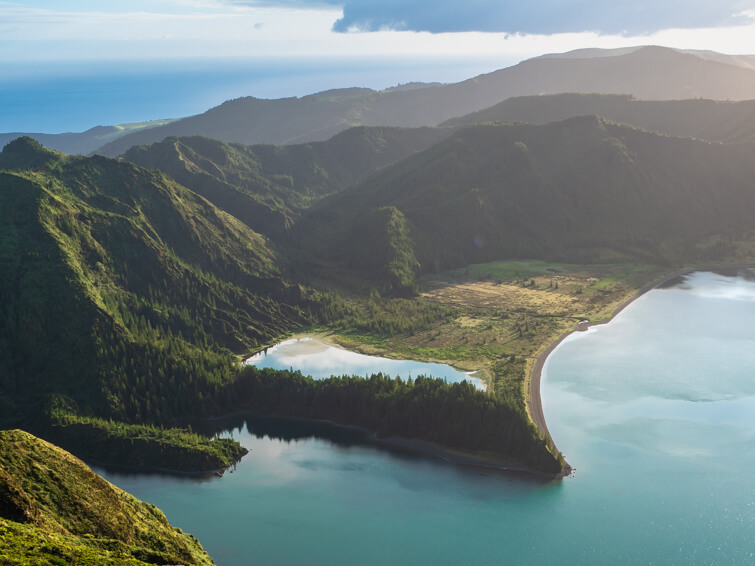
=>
[245,337,486,390]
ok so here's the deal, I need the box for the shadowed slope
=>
[294,117,755,289]
[443,93,755,144]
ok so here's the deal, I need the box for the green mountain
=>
[122,126,451,238]
[294,117,755,290]
[93,46,755,157]
[0,137,336,466]
[0,135,568,476]
[442,93,755,143]
[0,429,214,565]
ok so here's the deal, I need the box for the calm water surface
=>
[99,270,755,565]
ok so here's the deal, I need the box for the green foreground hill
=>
[0,429,214,565]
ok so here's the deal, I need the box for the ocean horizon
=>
[0,55,513,134]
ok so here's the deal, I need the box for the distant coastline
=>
[528,264,755,463]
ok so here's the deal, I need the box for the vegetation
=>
[294,117,755,291]
[0,137,340,469]
[40,401,247,473]
[227,366,563,473]
[331,260,668,421]
[442,92,755,144]
[0,429,215,565]
[7,111,755,478]
[336,294,457,337]
[122,128,451,239]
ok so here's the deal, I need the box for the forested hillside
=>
[229,367,563,473]
[7,108,755,477]
[443,93,755,143]
[0,136,565,476]
[294,117,755,290]
[0,137,339,466]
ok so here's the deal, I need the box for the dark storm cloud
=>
[230,0,755,35]
[332,0,755,34]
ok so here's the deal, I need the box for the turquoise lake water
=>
[98,270,755,565]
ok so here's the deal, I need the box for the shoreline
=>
[244,331,488,390]
[205,413,564,479]
[527,264,755,463]
[87,456,242,478]
[242,265,754,478]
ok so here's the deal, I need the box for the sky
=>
[2,0,755,132]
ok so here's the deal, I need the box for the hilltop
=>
[0,120,176,157]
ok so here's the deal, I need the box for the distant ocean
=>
[0,56,512,134]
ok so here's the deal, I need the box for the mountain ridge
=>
[441,93,755,143]
[121,126,454,239]
[6,46,755,157]
[95,46,755,157]
[292,116,755,289]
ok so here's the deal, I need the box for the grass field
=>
[334,261,669,413]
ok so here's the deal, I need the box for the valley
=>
[4,42,755,565]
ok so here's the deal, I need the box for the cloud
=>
[230,0,755,35]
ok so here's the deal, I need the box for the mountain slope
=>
[0,137,335,437]
[0,429,214,565]
[442,93,755,143]
[0,138,563,475]
[94,46,755,157]
[122,126,452,237]
[294,117,755,287]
